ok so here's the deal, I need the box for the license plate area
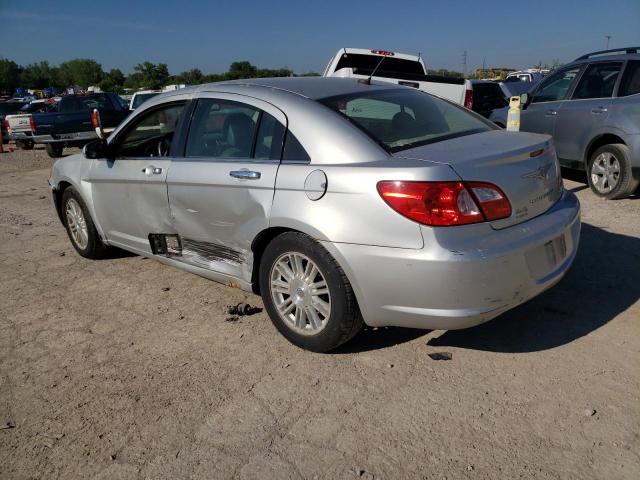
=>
[525,233,568,281]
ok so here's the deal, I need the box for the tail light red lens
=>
[4,119,9,132]
[463,88,473,109]
[29,116,36,133]
[377,181,511,227]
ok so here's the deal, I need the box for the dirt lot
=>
[1,145,639,480]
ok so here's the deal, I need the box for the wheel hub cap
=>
[270,252,331,335]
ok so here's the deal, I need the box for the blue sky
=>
[1,0,639,74]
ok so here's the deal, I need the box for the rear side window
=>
[573,62,622,99]
[334,53,424,81]
[618,60,640,97]
[282,132,310,163]
[185,98,284,161]
[320,89,491,153]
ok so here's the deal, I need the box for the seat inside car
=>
[221,113,255,157]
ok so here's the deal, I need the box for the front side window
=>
[320,89,492,153]
[573,62,622,99]
[116,103,185,158]
[531,68,580,103]
[185,99,284,160]
[618,60,640,97]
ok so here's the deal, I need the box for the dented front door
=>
[166,93,286,281]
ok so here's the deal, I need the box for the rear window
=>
[319,89,492,153]
[132,92,160,109]
[472,83,507,110]
[59,94,114,113]
[334,53,425,81]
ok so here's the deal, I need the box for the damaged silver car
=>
[49,78,581,352]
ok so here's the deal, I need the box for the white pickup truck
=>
[323,48,473,107]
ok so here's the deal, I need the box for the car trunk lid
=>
[393,130,563,229]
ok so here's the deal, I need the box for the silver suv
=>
[491,47,640,199]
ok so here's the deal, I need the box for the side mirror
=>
[83,138,110,159]
[520,93,530,109]
[91,108,106,139]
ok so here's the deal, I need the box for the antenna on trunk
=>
[360,55,387,85]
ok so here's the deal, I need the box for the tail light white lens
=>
[377,181,511,227]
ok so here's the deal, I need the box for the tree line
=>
[0,58,319,94]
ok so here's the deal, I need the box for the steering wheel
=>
[157,135,171,157]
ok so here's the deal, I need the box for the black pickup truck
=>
[30,92,129,158]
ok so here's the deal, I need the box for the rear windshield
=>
[59,94,114,113]
[319,89,493,153]
[132,92,160,109]
[334,53,425,81]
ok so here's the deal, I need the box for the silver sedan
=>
[49,78,581,352]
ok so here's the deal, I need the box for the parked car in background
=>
[492,47,640,199]
[5,98,59,149]
[49,77,580,352]
[505,69,548,83]
[1,101,27,143]
[26,92,130,158]
[323,48,474,108]
[129,90,161,110]
[468,80,508,118]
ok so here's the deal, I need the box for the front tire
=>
[46,143,64,158]
[587,144,638,199]
[61,187,108,259]
[259,232,363,352]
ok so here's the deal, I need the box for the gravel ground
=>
[1,145,639,480]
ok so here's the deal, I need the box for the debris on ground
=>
[225,316,240,323]
[1,421,15,430]
[428,352,453,361]
[227,302,262,316]
[584,408,597,417]
[161,287,171,292]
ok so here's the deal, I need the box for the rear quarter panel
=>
[270,159,460,249]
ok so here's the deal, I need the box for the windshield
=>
[132,92,160,109]
[319,89,493,153]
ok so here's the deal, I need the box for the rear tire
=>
[259,232,363,352]
[16,139,34,150]
[61,187,109,259]
[46,143,64,158]
[587,144,638,199]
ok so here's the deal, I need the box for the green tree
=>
[133,62,170,89]
[226,61,258,80]
[58,59,104,88]
[20,61,60,89]
[0,58,22,94]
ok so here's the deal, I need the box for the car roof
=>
[187,77,401,100]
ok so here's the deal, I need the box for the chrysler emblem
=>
[522,163,553,180]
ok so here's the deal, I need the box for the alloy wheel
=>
[591,152,621,194]
[269,252,331,335]
[65,198,88,249]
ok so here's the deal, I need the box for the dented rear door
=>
[167,93,287,282]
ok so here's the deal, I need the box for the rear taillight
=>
[4,119,9,132]
[464,88,473,109]
[377,181,511,227]
[29,116,36,133]
[91,109,100,129]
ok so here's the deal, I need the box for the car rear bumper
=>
[9,131,33,140]
[322,189,580,330]
[33,131,97,144]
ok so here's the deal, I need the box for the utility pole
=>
[462,50,467,77]
[605,35,612,49]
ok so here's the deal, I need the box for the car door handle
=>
[591,107,608,114]
[545,110,557,116]
[142,166,163,175]
[230,170,261,180]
